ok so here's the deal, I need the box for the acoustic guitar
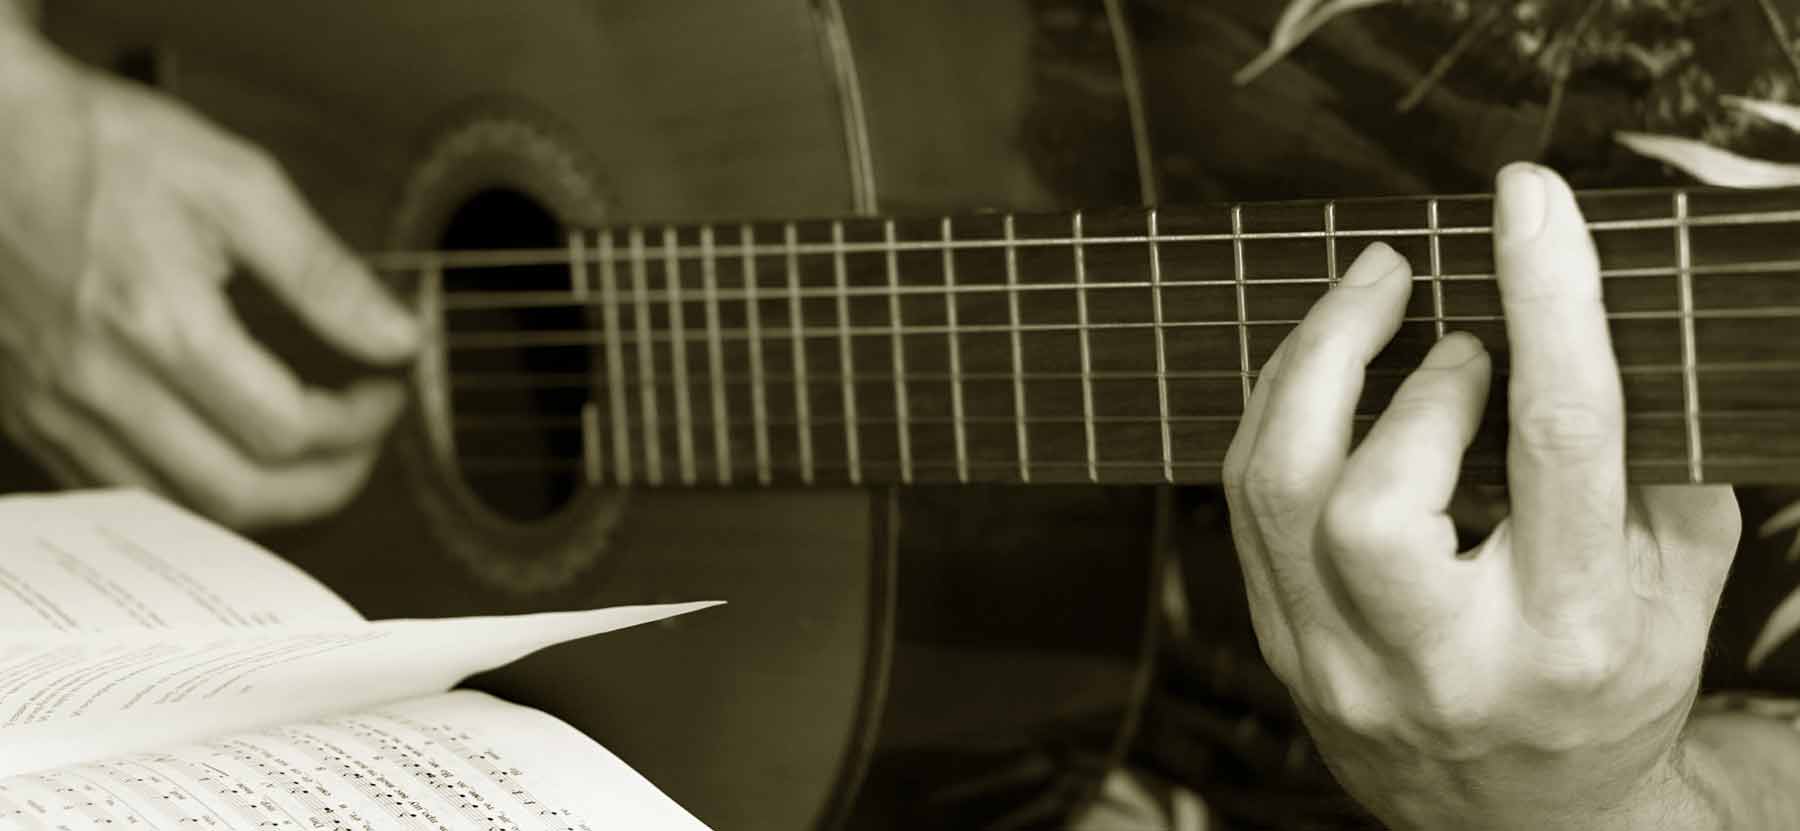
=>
[36,2,1800,830]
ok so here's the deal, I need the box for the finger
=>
[1637,485,1740,603]
[59,354,379,528]
[1492,162,1628,617]
[202,149,419,364]
[5,395,168,494]
[1325,332,1492,643]
[1224,343,1295,669]
[116,286,408,461]
[1223,340,1289,488]
[1250,242,1412,512]
[1242,242,1412,621]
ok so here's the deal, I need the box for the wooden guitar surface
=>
[40,3,1162,829]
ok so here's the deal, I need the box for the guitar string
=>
[450,454,1798,474]
[357,205,1800,273]
[422,200,1800,481]
[433,307,1800,352]
[448,408,1800,430]
[441,360,1800,388]
[430,261,1800,310]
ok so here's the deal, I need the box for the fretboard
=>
[422,186,1800,487]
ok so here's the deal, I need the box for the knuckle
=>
[194,483,263,529]
[1534,629,1625,694]
[185,461,272,529]
[1501,275,1601,308]
[1410,673,1492,739]
[246,423,310,462]
[1258,640,1302,691]
[1320,492,1388,552]
[1511,400,1614,458]
[86,277,186,359]
[1241,462,1315,525]
[1382,388,1454,426]
[50,342,113,403]
[231,142,290,196]
[1222,444,1250,501]
[1301,664,1388,737]
[273,460,373,527]
[284,228,356,301]
[1285,322,1349,364]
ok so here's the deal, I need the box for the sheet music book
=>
[0,489,714,830]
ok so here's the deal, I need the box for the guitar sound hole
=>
[438,188,591,522]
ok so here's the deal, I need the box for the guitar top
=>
[40,2,1166,829]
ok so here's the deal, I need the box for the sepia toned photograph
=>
[4,1,1800,828]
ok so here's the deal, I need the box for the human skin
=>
[0,9,419,527]
[1224,162,1800,829]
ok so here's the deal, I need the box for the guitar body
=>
[41,2,1161,829]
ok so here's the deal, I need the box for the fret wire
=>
[664,226,696,484]
[700,226,732,484]
[628,228,663,484]
[1148,209,1174,482]
[943,216,970,483]
[369,205,1800,271]
[832,220,863,485]
[1004,214,1032,482]
[1324,201,1339,286]
[437,259,1791,309]
[1675,191,1704,483]
[1074,212,1099,483]
[785,222,815,484]
[884,220,913,484]
[1425,200,1446,340]
[1231,205,1252,405]
[568,230,590,301]
[581,402,602,485]
[741,223,773,485]
[598,229,633,484]
[566,229,601,484]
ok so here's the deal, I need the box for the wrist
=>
[1589,743,1724,831]
[1342,730,1722,831]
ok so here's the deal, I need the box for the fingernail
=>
[1495,162,1548,243]
[1422,332,1485,368]
[1340,241,1405,287]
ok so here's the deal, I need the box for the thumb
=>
[210,156,419,364]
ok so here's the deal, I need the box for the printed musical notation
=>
[0,695,594,831]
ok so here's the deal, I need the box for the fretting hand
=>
[0,27,419,527]
[1222,163,1741,829]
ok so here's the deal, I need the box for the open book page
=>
[0,689,708,830]
[0,602,721,778]
[0,489,359,631]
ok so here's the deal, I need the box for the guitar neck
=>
[431,185,1800,486]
